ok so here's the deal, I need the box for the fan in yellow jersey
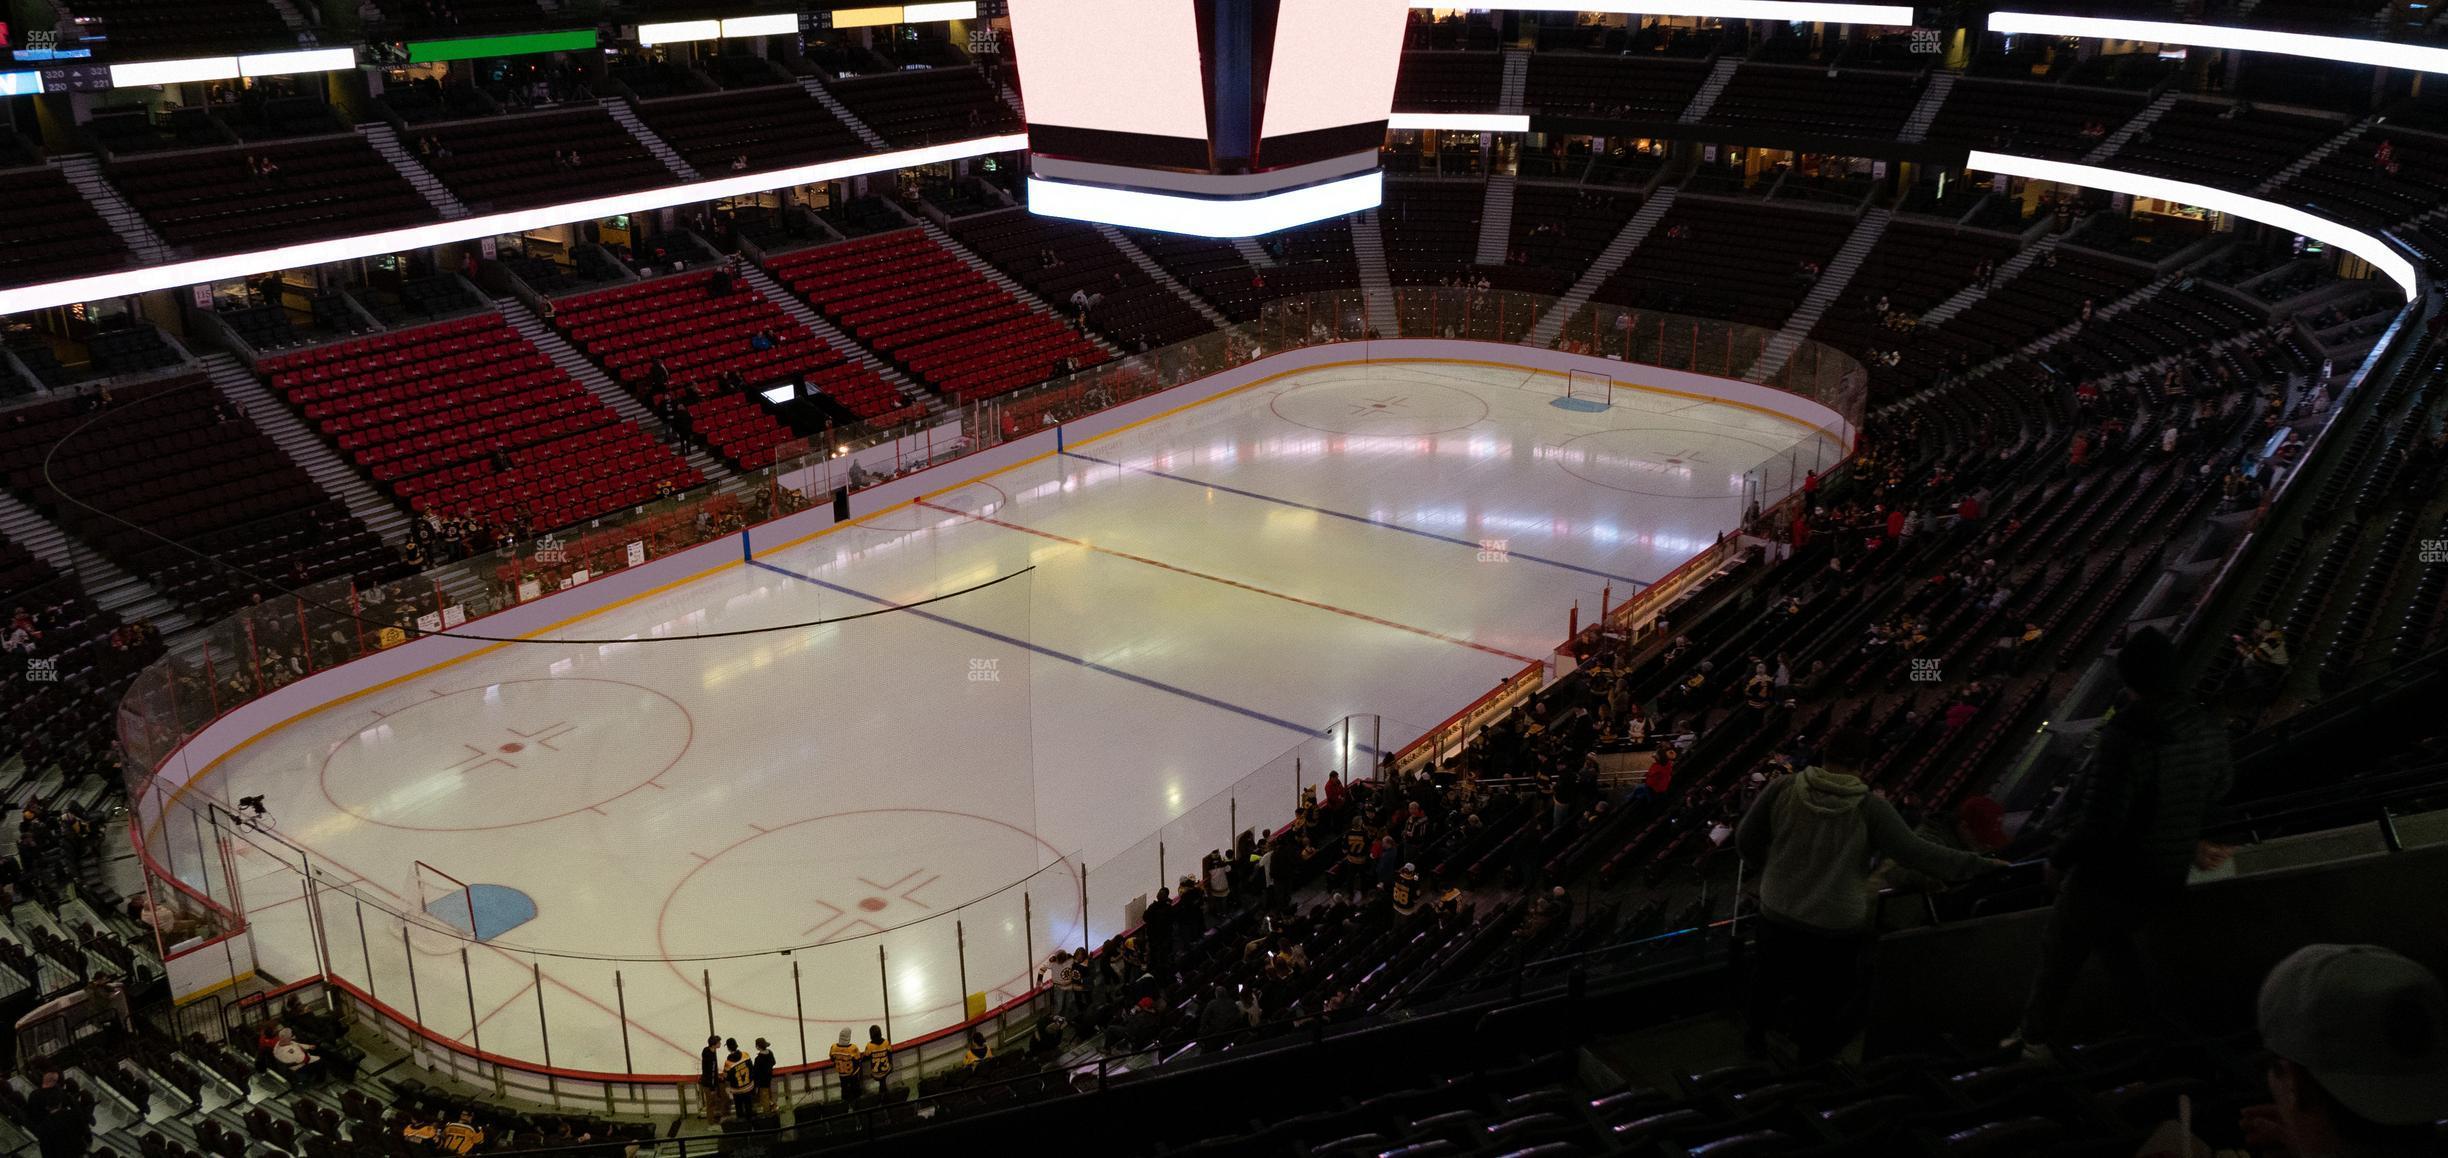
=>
[860,1024,893,1094]
[722,1045,756,1120]
[829,1027,864,1103]
[439,1113,483,1156]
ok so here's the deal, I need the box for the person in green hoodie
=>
[1737,727,2008,1062]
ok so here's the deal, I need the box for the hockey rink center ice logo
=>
[2423,539,2448,564]
[968,658,1001,682]
[1478,539,1510,563]
[24,656,58,683]
[1910,658,1942,683]
[534,533,567,564]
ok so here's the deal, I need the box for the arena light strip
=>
[637,14,800,45]
[1411,0,1915,26]
[106,48,359,88]
[1965,150,2418,297]
[1987,12,2448,74]
[1026,171,1384,237]
[0,132,1030,316]
[1387,112,1531,132]
[830,2,980,28]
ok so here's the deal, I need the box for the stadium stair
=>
[356,123,470,220]
[501,300,731,482]
[1921,222,2060,326]
[1898,72,1955,144]
[599,97,699,181]
[992,75,1026,122]
[733,259,943,418]
[1476,174,1517,265]
[200,352,413,547]
[1677,57,1741,124]
[261,0,314,36]
[1351,208,1400,335]
[1525,186,1677,347]
[53,155,171,265]
[2023,267,2189,360]
[2255,114,2378,194]
[2080,89,2182,164]
[796,78,890,151]
[1498,48,1529,114]
[915,216,1128,359]
[1095,224,1235,330]
[0,488,186,633]
[1746,207,1891,382]
[1233,237,1278,269]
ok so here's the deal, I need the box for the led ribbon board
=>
[1987,12,2448,75]
[1415,0,1915,24]
[0,133,1030,316]
[1387,113,1531,132]
[406,30,599,64]
[1025,171,1385,237]
[1965,150,2417,297]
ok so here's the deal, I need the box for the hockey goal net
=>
[410,860,480,941]
[1564,369,1613,407]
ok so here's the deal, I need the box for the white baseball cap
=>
[2258,944,2448,1126]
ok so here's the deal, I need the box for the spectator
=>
[29,1073,85,1158]
[2006,626,2231,1059]
[860,1025,893,1094]
[829,1028,863,1103]
[2140,945,2447,1158]
[1737,728,2006,1062]
[722,1045,755,1120]
[751,1038,775,1113]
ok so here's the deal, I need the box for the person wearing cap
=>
[2255,944,2448,1155]
[1737,727,2008,1063]
[2139,944,2448,1158]
[828,1028,863,1104]
[1391,863,1422,916]
[2007,626,2232,1058]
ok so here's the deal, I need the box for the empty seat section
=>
[826,68,1022,146]
[763,230,1108,403]
[1704,65,1919,139]
[1923,79,2147,160]
[0,167,130,290]
[631,87,867,177]
[257,314,701,528]
[950,210,1212,349]
[416,107,673,212]
[1594,201,1854,328]
[105,136,437,256]
[0,375,398,619]
[1524,54,1708,120]
[1381,182,1485,285]
[1392,52,1504,112]
[551,270,924,468]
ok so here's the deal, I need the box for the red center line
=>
[912,500,1541,666]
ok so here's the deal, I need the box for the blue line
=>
[747,560,1328,739]
[1061,450,1651,588]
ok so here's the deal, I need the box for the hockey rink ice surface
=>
[192,358,1840,1074]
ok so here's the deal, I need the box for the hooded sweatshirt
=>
[1737,766,1991,934]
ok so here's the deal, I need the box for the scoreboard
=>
[1007,0,1409,237]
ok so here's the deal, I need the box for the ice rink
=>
[189,358,1839,1074]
